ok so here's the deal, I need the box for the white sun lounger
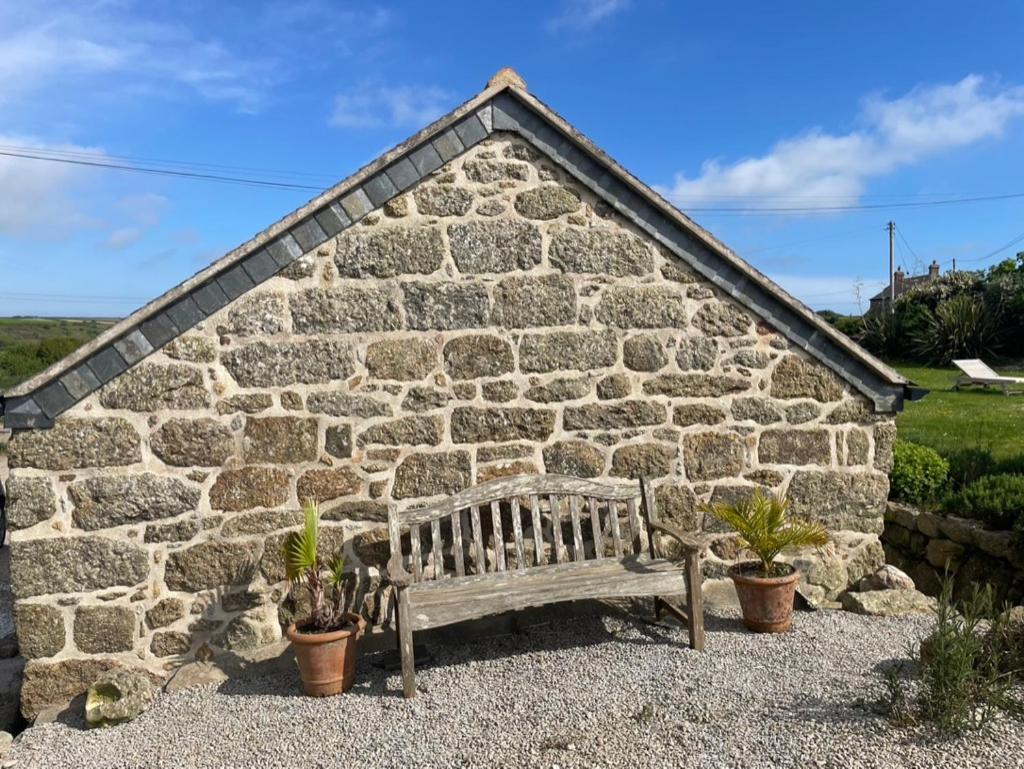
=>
[952,359,1024,395]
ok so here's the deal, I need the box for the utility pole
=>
[887,221,896,315]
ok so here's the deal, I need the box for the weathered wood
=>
[626,497,643,556]
[529,495,545,566]
[396,474,639,526]
[409,524,422,582]
[588,496,604,557]
[431,518,444,580]
[686,552,706,651]
[549,494,566,564]
[639,476,659,558]
[404,557,687,631]
[608,499,623,558]
[451,510,465,577]
[470,505,486,573]
[658,599,690,626]
[397,588,415,698]
[490,500,506,572]
[386,512,412,587]
[387,474,709,697]
[510,497,525,569]
[569,495,585,562]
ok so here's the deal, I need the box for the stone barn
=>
[1,69,910,719]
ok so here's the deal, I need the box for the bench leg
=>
[685,552,705,652]
[397,588,416,698]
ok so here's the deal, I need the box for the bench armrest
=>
[647,522,709,555]
[385,554,414,588]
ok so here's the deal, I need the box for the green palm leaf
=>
[701,491,828,575]
[281,499,320,583]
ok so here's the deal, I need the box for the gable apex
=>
[1,74,909,429]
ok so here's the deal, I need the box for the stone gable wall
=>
[4,134,895,717]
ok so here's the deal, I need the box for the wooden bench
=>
[386,474,706,698]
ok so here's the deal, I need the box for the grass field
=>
[0,317,117,390]
[893,362,1024,460]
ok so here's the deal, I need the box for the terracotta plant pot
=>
[729,562,800,633]
[287,612,367,696]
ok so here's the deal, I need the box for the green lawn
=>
[893,362,1024,460]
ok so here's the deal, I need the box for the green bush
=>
[889,441,949,506]
[880,579,1024,734]
[944,447,1024,489]
[944,447,998,489]
[913,294,1003,365]
[943,474,1024,529]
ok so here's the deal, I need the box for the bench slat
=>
[470,505,486,574]
[510,497,525,569]
[627,497,643,556]
[431,518,444,580]
[396,475,640,526]
[410,524,422,581]
[569,495,585,563]
[530,495,545,566]
[588,496,604,557]
[451,510,466,577]
[403,556,686,631]
[609,500,623,558]
[549,494,566,564]
[490,500,506,572]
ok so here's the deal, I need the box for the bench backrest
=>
[387,474,658,584]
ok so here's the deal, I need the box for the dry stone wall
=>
[5,134,895,717]
[882,502,1024,604]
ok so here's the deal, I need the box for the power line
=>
[0,150,326,192]
[0,144,338,185]
[957,228,1024,265]
[682,190,1024,214]
[5,143,1024,213]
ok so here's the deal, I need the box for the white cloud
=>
[330,83,455,129]
[668,75,1024,210]
[101,194,169,250]
[103,227,145,251]
[546,0,631,31]
[0,134,104,239]
[0,5,277,112]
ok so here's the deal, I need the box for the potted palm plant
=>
[702,491,828,633]
[281,500,366,696]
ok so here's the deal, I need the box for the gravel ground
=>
[8,608,1022,769]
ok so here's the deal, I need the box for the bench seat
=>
[405,556,686,631]
[387,474,707,697]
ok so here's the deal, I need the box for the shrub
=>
[913,294,1003,365]
[944,447,1024,490]
[943,474,1024,529]
[944,447,998,489]
[881,579,1024,734]
[889,441,949,506]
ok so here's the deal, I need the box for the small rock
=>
[85,668,157,728]
[856,564,915,592]
[165,663,228,694]
[0,732,10,756]
[840,589,936,617]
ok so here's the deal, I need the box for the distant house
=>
[867,260,941,315]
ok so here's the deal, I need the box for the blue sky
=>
[2,0,1023,317]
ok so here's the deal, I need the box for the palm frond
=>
[281,499,320,583]
[701,490,828,575]
[326,554,346,588]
